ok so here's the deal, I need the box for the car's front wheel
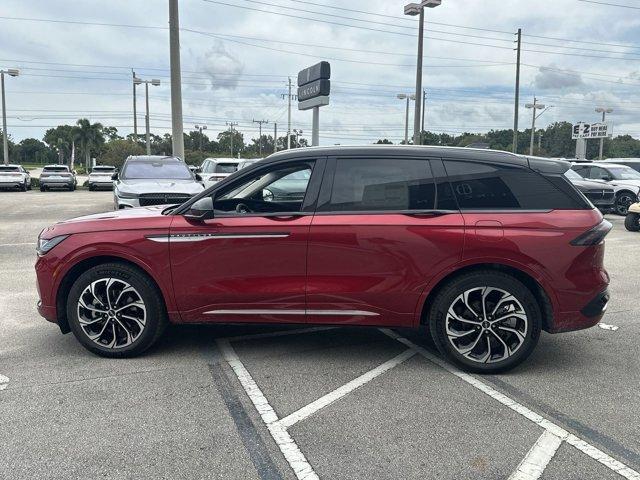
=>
[428,271,542,373]
[66,263,168,357]
[625,213,640,232]
[615,192,636,215]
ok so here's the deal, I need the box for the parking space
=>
[1,190,639,479]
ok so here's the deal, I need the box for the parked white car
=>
[113,155,204,209]
[0,164,31,191]
[200,157,241,188]
[600,158,640,173]
[39,165,77,191]
[571,162,640,215]
[88,165,116,191]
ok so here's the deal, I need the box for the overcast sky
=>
[2,0,640,146]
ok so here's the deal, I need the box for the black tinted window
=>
[321,158,435,212]
[444,160,579,210]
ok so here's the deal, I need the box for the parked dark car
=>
[564,169,615,213]
[36,146,611,373]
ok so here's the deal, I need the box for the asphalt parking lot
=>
[1,190,639,480]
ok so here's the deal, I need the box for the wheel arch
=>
[55,255,171,334]
[419,263,554,332]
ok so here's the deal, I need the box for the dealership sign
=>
[572,122,612,139]
[297,61,330,111]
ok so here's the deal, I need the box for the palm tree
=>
[55,137,67,165]
[73,119,105,171]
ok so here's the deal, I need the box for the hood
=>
[117,179,204,195]
[41,206,172,238]
[570,179,615,191]
[610,179,640,191]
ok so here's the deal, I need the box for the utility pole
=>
[169,0,184,160]
[226,121,238,157]
[397,93,415,144]
[132,69,139,141]
[421,89,427,139]
[274,122,278,153]
[134,77,160,155]
[253,119,269,157]
[293,129,302,146]
[595,107,613,160]
[538,131,543,151]
[281,77,296,149]
[525,97,549,156]
[1,68,19,165]
[513,28,522,154]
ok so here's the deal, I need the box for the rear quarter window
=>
[444,160,589,210]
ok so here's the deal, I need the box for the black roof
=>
[261,145,569,174]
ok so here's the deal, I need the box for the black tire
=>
[69,184,76,191]
[428,271,542,373]
[625,213,640,232]
[40,186,46,192]
[27,182,32,190]
[20,181,27,192]
[88,185,94,191]
[66,262,168,358]
[615,191,635,216]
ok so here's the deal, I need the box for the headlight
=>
[117,190,139,199]
[37,235,69,255]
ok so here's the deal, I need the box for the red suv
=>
[35,146,611,372]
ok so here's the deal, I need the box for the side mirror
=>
[111,172,119,181]
[195,173,203,182]
[184,197,214,221]
[73,170,78,175]
[195,167,202,174]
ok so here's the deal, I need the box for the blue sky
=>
[2,0,640,145]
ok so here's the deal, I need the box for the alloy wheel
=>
[616,193,634,215]
[76,278,147,349]
[445,287,528,364]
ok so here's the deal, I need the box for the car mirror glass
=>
[111,173,118,181]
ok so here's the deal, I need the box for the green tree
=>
[217,130,245,157]
[43,125,75,165]
[103,126,122,141]
[98,139,145,169]
[375,139,394,144]
[16,138,52,164]
[73,119,105,170]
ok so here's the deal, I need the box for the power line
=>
[577,0,640,8]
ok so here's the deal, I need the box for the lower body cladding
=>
[41,181,75,190]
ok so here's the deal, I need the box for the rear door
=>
[306,156,465,327]
[170,157,324,324]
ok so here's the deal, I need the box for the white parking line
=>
[599,323,619,331]
[380,329,640,480]
[217,338,319,480]
[0,374,9,391]
[277,349,416,429]
[508,430,563,480]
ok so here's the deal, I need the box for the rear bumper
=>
[549,288,610,333]
[0,181,21,187]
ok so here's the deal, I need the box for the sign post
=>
[572,122,612,160]
[297,61,330,147]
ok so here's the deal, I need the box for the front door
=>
[306,156,465,327]
[170,158,322,324]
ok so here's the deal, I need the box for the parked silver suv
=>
[0,164,31,191]
[39,165,77,191]
[113,156,204,209]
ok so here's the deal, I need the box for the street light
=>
[134,77,161,155]
[404,0,441,145]
[1,68,19,165]
[595,107,614,160]
[194,124,207,151]
[525,97,550,155]
[293,128,303,147]
[397,93,416,145]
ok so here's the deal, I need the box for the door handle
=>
[403,210,455,218]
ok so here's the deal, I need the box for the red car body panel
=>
[169,214,310,324]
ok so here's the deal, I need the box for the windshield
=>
[608,167,640,180]
[203,162,238,174]
[92,166,114,173]
[0,166,20,172]
[564,169,583,181]
[122,160,192,180]
[43,166,69,172]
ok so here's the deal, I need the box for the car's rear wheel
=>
[625,213,640,232]
[40,185,46,192]
[66,263,168,357]
[428,271,542,373]
[615,192,635,215]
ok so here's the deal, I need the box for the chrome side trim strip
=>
[146,233,290,243]
[204,309,379,316]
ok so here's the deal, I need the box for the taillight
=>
[570,220,613,246]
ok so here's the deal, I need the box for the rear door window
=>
[444,160,580,210]
[319,158,435,212]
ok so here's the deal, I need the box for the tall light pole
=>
[421,89,427,140]
[253,119,269,157]
[281,78,297,149]
[132,69,138,141]
[397,93,415,145]
[595,107,613,160]
[293,129,303,147]
[525,97,550,156]
[226,121,238,157]
[169,0,185,160]
[404,0,441,145]
[134,77,161,155]
[194,124,207,150]
[1,68,19,165]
